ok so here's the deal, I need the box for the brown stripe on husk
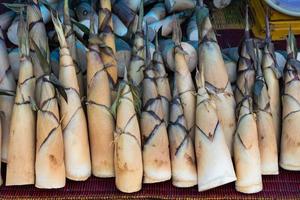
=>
[35,76,65,188]
[280,30,300,170]
[0,28,16,163]
[197,3,236,155]
[168,81,197,188]
[86,31,115,177]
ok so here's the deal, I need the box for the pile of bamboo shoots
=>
[0,0,299,196]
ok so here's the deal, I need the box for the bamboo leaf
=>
[31,39,50,74]
[48,73,68,103]
[29,96,39,111]
[0,89,15,96]
[111,81,126,118]
[129,82,142,116]
[2,3,26,13]
[51,11,68,47]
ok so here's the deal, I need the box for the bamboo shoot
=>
[114,75,143,193]
[197,3,236,155]
[86,24,115,177]
[141,29,171,183]
[169,81,197,187]
[6,14,36,185]
[280,30,300,170]
[52,13,91,180]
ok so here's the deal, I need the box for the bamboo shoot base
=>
[198,176,236,192]
[235,183,263,194]
[279,162,300,171]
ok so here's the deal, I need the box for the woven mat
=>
[211,0,246,30]
[0,165,299,200]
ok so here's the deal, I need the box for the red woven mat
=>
[0,164,299,200]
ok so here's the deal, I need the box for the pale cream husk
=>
[6,57,36,186]
[141,67,171,183]
[199,17,236,155]
[87,44,115,177]
[234,97,262,194]
[35,76,66,188]
[114,83,143,193]
[169,91,197,188]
